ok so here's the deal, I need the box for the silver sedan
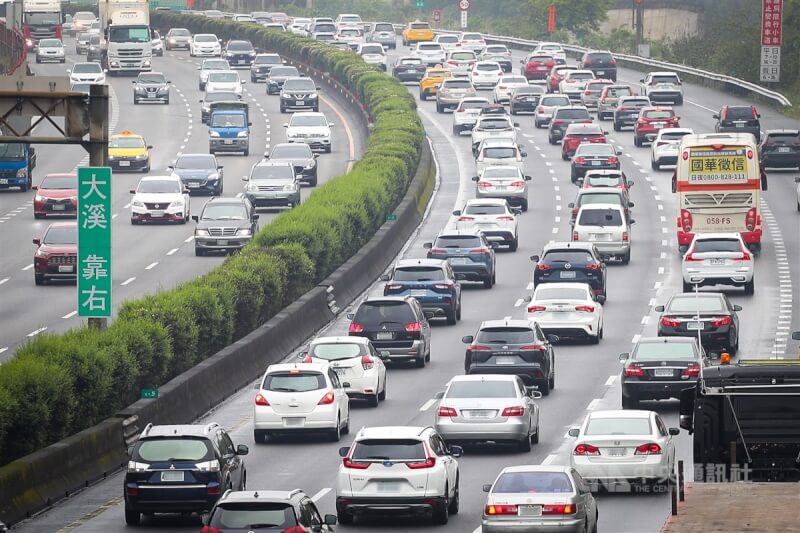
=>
[473,165,531,211]
[435,374,540,451]
[482,465,598,533]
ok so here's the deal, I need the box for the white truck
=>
[99,0,152,75]
[22,0,62,48]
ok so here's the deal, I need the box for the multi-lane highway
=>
[10,33,799,533]
[0,39,364,361]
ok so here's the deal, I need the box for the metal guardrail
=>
[0,21,27,75]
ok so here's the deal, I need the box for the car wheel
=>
[613,120,620,131]
[682,281,692,293]
[367,392,379,407]
[534,120,542,128]
[164,97,169,105]
[456,301,462,320]
[337,511,353,525]
[622,250,631,265]
[446,308,457,325]
[483,276,493,289]
[531,423,540,444]
[34,273,44,286]
[419,90,427,101]
[539,378,550,396]
[521,200,528,212]
[510,108,517,115]
[325,145,331,153]
[452,125,460,135]
[279,105,286,113]
[448,477,460,515]
[676,96,684,105]
[634,135,642,147]
[622,394,639,409]
[729,329,738,356]
[743,277,755,295]
[244,149,249,156]
[125,508,141,526]
[432,484,449,524]
[34,213,44,219]
[329,417,341,442]
[510,236,518,252]
[436,102,443,113]
[548,135,556,145]
[378,378,387,401]
[518,434,532,452]
[415,354,426,368]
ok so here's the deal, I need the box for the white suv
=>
[335,426,462,525]
[573,204,633,264]
[253,362,351,443]
[640,71,684,105]
[284,112,334,153]
[681,232,755,294]
[300,336,388,407]
[453,198,520,251]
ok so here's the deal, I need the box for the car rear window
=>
[723,107,754,120]
[445,79,472,88]
[483,167,520,179]
[419,43,441,50]
[555,109,590,119]
[451,52,475,60]
[446,380,517,398]
[352,439,426,460]
[585,418,652,436]
[460,99,488,109]
[666,296,725,313]
[309,342,364,361]
[644,110,674,119]
[476,327,536,344]
[534,286,589,301]
[263,372,326,392]
[693,238,741,253]
[135,438,212,462]
[478,118,511,129]
[576,144,614,156]
[542,250,594,263]
[568,72,594,80]
[410,23,430,29]
[585,176,623,187]
[464,203,508,215]
[482,147,516,159]
[435,235,482,248]
[579,193,623,205]
[578,208,623,226]
[651,75,679,84]
[660,131,690,141]
[767,132,800,144]
[541,96,570,107]
[394,266,445,281]
[354,301,415,325]
[476,63,500,71]
[633,342,696,360]
[493,472,573,493]
[587,52,613,62]
[621,98,650,107]
[211,503,296,529]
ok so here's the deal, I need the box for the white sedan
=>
[301,336,387,407]
[569,409,678,490]
[413,41,446,66]
[190,34,221,56]
[526,282,604,343]
[681,232,755,294]
[68,62,105,85]
[453,198,520,250]
[493,74,529,104]
[469,61,503,89]
[650,127,693,170]
[205,70,243,95]
[130,175,190,224]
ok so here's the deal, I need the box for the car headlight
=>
[280,93,291,99]
[34,194,44,202]
[309,92,319,99]
[283,183,296,191]
[142,61,151,67]
[304,164,315,169]
[195,229,209,236]
[35,249,49,257]
[237,228,251,236]
[127,461,149,473]
[209,131,220,137]
[110,61,119,67]
[132,200,144,207]
[237,131,248,138]
[108,155,116,160]
[207,173,219,181]
[171,200,184,208]
[16,168,27,178]
[248,51,256,56]
[168,38,176,43]
[246,182,259,192]
[135,154,148,160]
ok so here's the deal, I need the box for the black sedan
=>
[655,293,741,355]
[570,142,621,182]
[532,242,607,297]
[267,142,318,186]
[509,85,545,115]
[168,153,223,195]
[462,319,557,395]
[619,337,707,409]
[392,57,426,83]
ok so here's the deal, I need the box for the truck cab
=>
[0,143,36,192]
[23,0,62,49]
[100,0,152,74]
[208,101,250,156]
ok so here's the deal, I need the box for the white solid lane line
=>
[62,310,78,319]
[121,277,136,286]
[311,487,331,502]
[144,262,158,270]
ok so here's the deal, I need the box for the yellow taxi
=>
[402,20,434,46]
[108,130,152,172]
[419,65,453,100]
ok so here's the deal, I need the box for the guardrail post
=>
[678,459,685,502]
[671,475,678,515]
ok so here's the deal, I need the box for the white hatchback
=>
[526,282,604,343]
[452,96,491,135]
[301,336,388,407]
[469,61,503,89]
[253,362,351,442]
[205,70,244,95]
[413,41,446,66]
[445,49,477,77]
[475,140,527,175]
[559,70,596,99]
[650,127,693,170]
[68,62,105,85]
[493,75,529,104]
[681,232,755,294]
[453,198,520,250]
[190,34,221,57]
[471,115,518,152]
[284,112,334,152]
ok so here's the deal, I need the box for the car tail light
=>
[575,305,595,312]
[683,252,701,262]
[456,106,465,113]
[584,59,593,66]
[207,486,222,495]
[661,317,681,328]
[537,263,551,271]
[319,391,335,405]
[622,231,628,242]
[552,119,564,125]
[608,156,619,164]
[349,323,365,333]
[527,305,546,312]
[635,443,662,455]
[751,105,758,118]
[543,504,576,515]
[485,504,519,515]
[361,354,374,370]
[301,354,314,363]
[385,283,403,290]
[624,364,645,377]
[537,106,544,113]
[574,157,586,165]
[470,247,492,256]
[437,406,457,417]
[255,393,269,406]
[738,244,752,261]
[747,149,754,159]
[682,150,689,160]
[342,457,370,469]
[502,406,525,417]
[682,363,701,378]
[479,182,494,190]
[586,262,601,270]
[200,526,222,533]
[584,90,591,95]
[610,58,617,65]
[404,322,422,333]
[680,209,693,232]
[572,231,579,241]
[433,282,454,289]
[520,345,545,351]
[429,248,448,255]
[745,207,757,231]
[573,443,600,456]
[497,215,515,221]
[126,486,139,497]
[710,316,732,327]
[510,180,525,187]
[406,456,436,469]
[459,215,476,221]
[469,345,493,354]
[447,60,458,66]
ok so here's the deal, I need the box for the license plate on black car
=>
[161,471,184,482]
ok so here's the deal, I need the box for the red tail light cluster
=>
[470,247,492,256]
[429,248,448,255]
[318,391,336,405]
[680,209,693,232]
[510,180,525,187]
[255,393,269,406]
[437,406,457,417]
[349,323,365,333]
[405,322,422,333]
[683,252,701,262]
[608,156,619,164]
[501,406,525,417]
[660,317,681,328]
[361,354,374,370]
[342,457,370,469]
[634,443,662,455]
[406,456,436,469]
[485,504,518,515]
[682,363,701,378]
[745,207,757,231]
[573,443,600,456]
[710,316,732,327]
[586,263,601,270]
[497,215,515,221]
[536,263,551,271]
[527,305,546,312]
[543,504,577,515]
[575,305,595,312]
[201,526,222,533]
[478,180,493,189]
[624,364,644,377]
[469,344,492,352]
[574,157,586,165]
[459,215,476,221]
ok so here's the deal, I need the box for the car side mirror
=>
[248,122,252,126]
[733,304,742,311]
[527,387,543,399]
[378,350,390,360]
[338,446,350,457]
[191,215,199,222]
[455,273,466,280]
[654,305,665,312]
[596,294,606,304]
[147,145,153,150]
[618,352,630,362]
[513,122,520,127]
[547,334,559,344]
[628,201,635,208]
[530,254,540,262]
[712,114,719,119]
[329,122,335,127]
[627,180,634,187]
[31,237,40,245]
[434,391,444,400]
[525,175,532,181]
[131,80,136,84]
[324,514,337,526]
[669,427,680,436]
[197,66,201,70]
[449,445,463,457]
[462,335,474,344]
[129,189,136,194]
[616,150,622,155]
[423,242,433,249]
[283,123,289,127]
[452,210,461,216]
[568,428,580,437]
[520,151,528,157]
[576,177,584,186]
[471,176,479,181]
[379,274,391,281]
[567,202,575,208]
[236,444,249,455]
[31,185,38,190]
[639,78,644,82]
[346,313,354,320]
[630,219,636,224]
[183,189,190,194]
[67,69,71,73]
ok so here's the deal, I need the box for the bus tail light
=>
[680,209,693,232]
[745,208,757,231]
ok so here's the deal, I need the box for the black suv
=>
[192,197,258,256]
[268,142,318,186]
[347,296,432,367]
[580,50,617,81]
[280,76,320,113]
[224,39,256,68]
[548,105,592,144]
[462,319,557,395]
[266,65,300,95]
[713,105,761,140]
[132,72,170,105]
[250,52,284,82]
[759,129,800,169]
[203,489,336,532]
[531,242,607,297]
[424,230,497,288]
[124,422,249,525]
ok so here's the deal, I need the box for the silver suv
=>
[243,161,301,209]
[436,78,477,113]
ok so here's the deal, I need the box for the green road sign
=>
[386,213,398,221]
[140,388,159,399]
[78,167,112,318]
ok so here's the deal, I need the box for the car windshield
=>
[483,147,516,159]
[352,439,426,461]
[410,23,430,30]
[210,503,294,529]
[314,24,336,33]
[585,417,652,436]
[580,193,622,205]
[493,472,573,494]
[587,82,610,91]
[74,13,95,21]
[138,180,180,193]
[175,155,216,169]
[393,266,445,282]
[136,438,211,462]
[110,137,145,148]
[465,203,508,215]
[309,342,363,361]
[0,143,25,160]
[39,39,61,48]
[634,342,697,360]
[434,235,482,248]
[71,83,91,94]
[588,52,613,61]
[723,107,754,120]
[26,12,60,24]
[210,112,245,127]
[201,204,248,220]
[534,286,589,301]
[138,74,166,83]
[227,41,253,51]
[41,176,76,189]
[353,301,415,325]
[290,115,327,127]
[478,119,511,129]
[88,36,101,45]
[270,67,299,77]
[109,26,149,42]
[693,238,741,253]
[43,225,77,244]
[576,144,614,156]
[194,35,217,42]
[255,55,281,64]
[72,63,101,73]
[667,296,726,313]
[651,75,679,84]
[169,28,190,36]
[283,79,316,91]
[556,109,590,119]
[263,372,325,392]
[542,97,570,106]
[272,145,312,158]
[209,72,238,83]
[361,45,383,54]
[476,327,535,344]
[476,63,500,71]
[483,168,520,179]
[578,208,623,226]
[543,250,594,263]
[250,165,293,180]
[645,111,673,119]
[446,380,516,399]
[451,52,475,61]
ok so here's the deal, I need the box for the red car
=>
[561,123,607,160]
[547,65,577,93]
[32,173,77,219]
[522,53,556,81]
[634,106,680,147]
[33,222,77,285]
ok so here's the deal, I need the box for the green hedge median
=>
[0,13,423,466]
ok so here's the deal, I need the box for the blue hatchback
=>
[424,230,498,289]
[381,258,462,324]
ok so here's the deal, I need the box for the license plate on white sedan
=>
[333,368,347,376]
[591,160,602,166]
[518,505,542,517]
[150,211,164,218]
[708,258,726,265]
[608,447,626,457]
[161,471,184,482]
[283,417,304,427]
[687,321,704,331]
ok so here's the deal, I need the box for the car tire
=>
[367,392,379,407]
[634,135,642,147]
[676,96,684,105]
[34,273,44,286]
[452,125,460,135]
[34,213,44,219]
[682,281,692,293]
[510,108,517,115]
[510,236,518,252]
[378,379,387,401]
[743,278,755,295]
[534,120,542,128]
[436,102,443,113]
[279,105,286,113]
[446,308,457,325]
[562,152,569,161]
[253,430,268,443]
[313,106,319,112]
[613,120,621,131]
[419,90,427,101]
[125,508,141,526]
[244,149,249,156]
[449,478,460,515]
[325,145,331,153]
[539,378,550,396]
[195,247,204,256]
[521,200,528,212]
[729,329,739,356]
[415,355,426,368]
[337,511,353,525]
[310,175,318,186]
[432,485,449,525]
[456,301,462,320]
[652,158,660,170]
[164,97,169,105]
[329,417,341,442]
[622,250,630,265]
[518,434,532,452]
[483,276,493,289]
[548,135,556,145]
[622,394,639,409]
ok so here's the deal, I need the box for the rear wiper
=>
[247,524,280,529]
[487,340,508,343]
[362,455,392,460]
[270,387,298,392]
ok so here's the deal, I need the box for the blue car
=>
[168,153,223,195]
[381,258,462,324]
[424,229,498,289]
[531,241,607,298]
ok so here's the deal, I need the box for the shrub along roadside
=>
[0,13,423,466]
